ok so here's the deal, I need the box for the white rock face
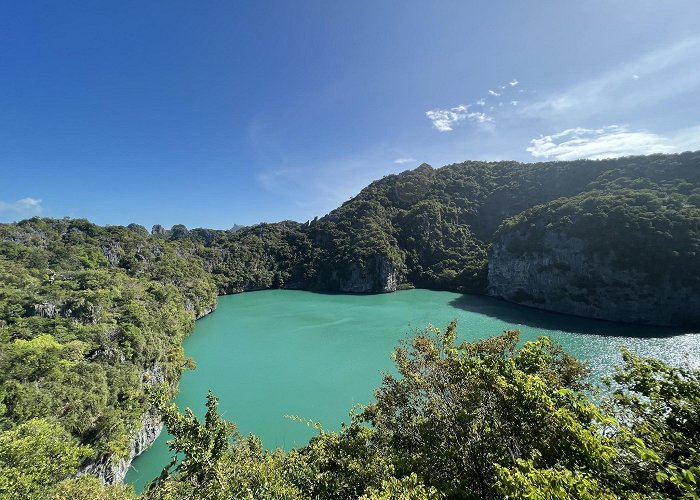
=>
[488,230,700,326]
[79,412,163,484]
[79,363,168,484]
[338,255,398,293]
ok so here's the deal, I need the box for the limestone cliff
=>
[78,363,170,484]
[79,412,163,484]
[488,230,700,326]
[335,255,399,293]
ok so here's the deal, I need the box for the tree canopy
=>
[132,325,700,499]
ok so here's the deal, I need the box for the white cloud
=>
[523,35,700,120]
[394,157,417,164]
[526,124,700,161]
[0,197,43,219]
[510,101,519,106]
[426,104,493,132]
[467,112,494,124]
[426,105,468,131]
[661,124,700,151]
[424,78,519,132]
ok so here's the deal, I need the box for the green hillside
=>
[0,151,698,498]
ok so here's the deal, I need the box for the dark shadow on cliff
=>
[448,294,696,338]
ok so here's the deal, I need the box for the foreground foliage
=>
[0,315,697,498]
[138,325,699,499]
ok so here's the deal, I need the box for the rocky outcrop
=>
[33,301,60,318]
[337,255,398,293]
[79,412,163,484]
[79,364,167,484]
[196,304,217,319]
[101,240,122,266]
[488,230,700,326]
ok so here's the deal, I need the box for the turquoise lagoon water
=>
[125,289,699,491]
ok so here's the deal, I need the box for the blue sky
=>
[1,1,699,229]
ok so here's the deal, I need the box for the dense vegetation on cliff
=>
[488,166,700,324]
[496,184,700,280]
[144,151,700,306]
[320,152,699,298]
[0,151,698,497]
[0,218,219,488]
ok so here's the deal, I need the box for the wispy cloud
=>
[394,157,417,164]
[426,105,468,132]
[426,105,493,132]
[257,151,418,218]
[425,106,467,132]
[522,35,700,120]
[425,78,520,132]
[0,197,43,219]
[257,168,301,191]
[469,112,493,124]
[526,125,700,161]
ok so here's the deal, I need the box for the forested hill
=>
[180,150,698,325]
[0,151,698,494]
[308,151,700,325]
